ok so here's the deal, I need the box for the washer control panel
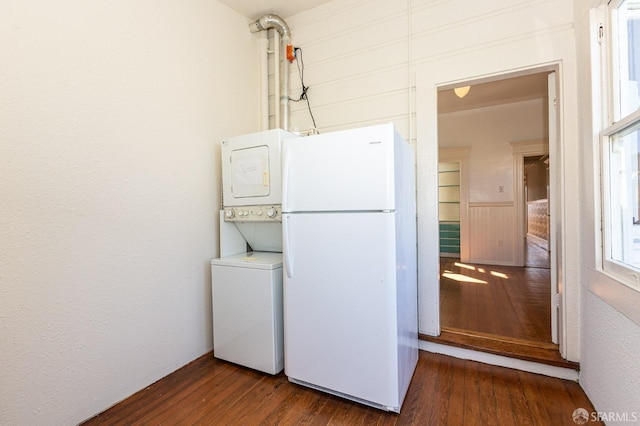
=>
[223,205,281,222]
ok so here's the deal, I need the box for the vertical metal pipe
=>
[249,14,291,131]
[258,33,269,130]
[273,31,281,130]
[281,33,290,132]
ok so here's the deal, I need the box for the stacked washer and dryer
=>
[210,129,296,375]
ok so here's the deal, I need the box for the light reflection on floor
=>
[441,261,509,283]
[442,271,488,284]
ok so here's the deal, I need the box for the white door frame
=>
[511,140,550,268]
[416,63,568,357]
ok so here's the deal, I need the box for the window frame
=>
[598,0,640,292]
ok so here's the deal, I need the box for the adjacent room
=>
[436,72,560,361]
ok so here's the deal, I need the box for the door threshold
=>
[419,327,578,371]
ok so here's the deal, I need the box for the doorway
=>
[436,71,557,351]
[524,154,551,269]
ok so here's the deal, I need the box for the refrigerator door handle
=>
[282,147,291,212]
[283,215,293,278]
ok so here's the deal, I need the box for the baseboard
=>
[418,341,579,381]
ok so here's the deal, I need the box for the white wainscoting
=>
[468,202,516,266]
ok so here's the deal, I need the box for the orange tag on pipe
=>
[286,45,295,62]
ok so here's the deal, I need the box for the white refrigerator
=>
[281,123,418,413]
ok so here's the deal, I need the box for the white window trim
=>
[592,0,640,325]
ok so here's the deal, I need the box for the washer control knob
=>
[225,209,235,219]
[266,207,277,218]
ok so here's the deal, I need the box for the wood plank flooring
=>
[81,351,600,425]
[439,257,552,343]
[526,237,550,269]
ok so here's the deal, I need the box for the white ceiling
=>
[438,73,550,114]
[218,0,334,20]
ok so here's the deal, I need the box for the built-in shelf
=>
[439,162,461,256]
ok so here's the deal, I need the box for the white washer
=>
[211,251,283,375]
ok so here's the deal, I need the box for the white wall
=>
[580,292,640,421]
[439,99,548,265]
[285,0,580,358]
[0,1,260,424]
[439,99,547,203]
[573,1,640,420]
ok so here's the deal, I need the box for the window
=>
[601,0,640,287]
[611,0,640,118]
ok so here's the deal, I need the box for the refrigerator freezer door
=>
[283,211,400,408]
[282,124,396,213]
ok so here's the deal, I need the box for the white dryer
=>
[219,128,297,254]
[221,128,296,208]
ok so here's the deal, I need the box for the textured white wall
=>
[580,292,640,421]
[0,1,259,424]
[573,0,640,419]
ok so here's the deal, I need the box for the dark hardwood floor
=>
[439,254,551,343]
[526,238,550,269]
[81,351,600,425]
[436,240,566,366]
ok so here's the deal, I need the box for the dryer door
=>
[221,129,294,207]
[230,145,270,199]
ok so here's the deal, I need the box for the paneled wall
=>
[285,0,410,136]
[282,0,578,355]
[468,203,516,265]
[283,0,572,139]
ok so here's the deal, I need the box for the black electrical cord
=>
[291,47,317,130]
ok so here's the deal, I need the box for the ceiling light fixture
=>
[454,86,471,98]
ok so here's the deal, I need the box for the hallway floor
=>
[526,237,550,268]
[439,247,551,343]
